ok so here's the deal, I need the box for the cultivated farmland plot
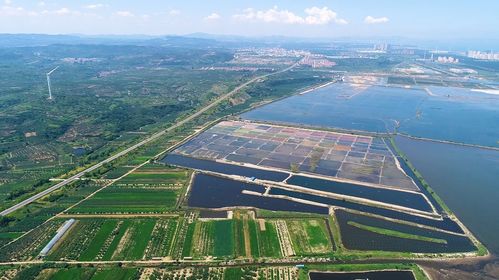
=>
[46,218,178,261]
[182,220,235,258]
[0,220,64,261]
[140,266,298,280]
[286,219,332,255]
[68,186,178,214]
[69,165,189,214]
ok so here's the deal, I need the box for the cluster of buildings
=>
[237,48,310,58]
[199,66,274,72]
[467,51,499,60]
[61,57,100,64]
[436,56,459,64]
[299,55,336,68]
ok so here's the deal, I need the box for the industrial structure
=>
[39,219,75,257]
[46,66,59,100]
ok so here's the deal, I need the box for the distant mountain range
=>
[0,33,496,51]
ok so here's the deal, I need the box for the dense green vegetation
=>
[0,44,247,212]
[69,186,178,213]
[287,219,332,255]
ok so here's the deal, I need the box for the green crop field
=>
[102,167,134,179]
[287,219,332,255]
[110,219,156,260]
[79,220,118,261]
[0,219,64,261]
[46,218,176,261]
[182,220,236,258]
[68,186,178,213]
[34,267,138,280]
[213,220,235,257]
[145,219,178,258]
[256,220,282,258]
[49,268,96,280]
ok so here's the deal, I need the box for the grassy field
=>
[182,220,236,258]
[46,218,176,261]
[117,170,189,186]
[286,219,332,255]
[68,186,178,213]
[0,219,64,261]
[255,220,282,258]
[32,267,138,280]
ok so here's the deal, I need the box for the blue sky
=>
[1,0,498,40]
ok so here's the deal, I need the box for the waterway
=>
[242,83,499,148]
[394,135,499,254]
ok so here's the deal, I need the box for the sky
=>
[1,0,498,41]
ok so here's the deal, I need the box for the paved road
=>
[0,62,298,216]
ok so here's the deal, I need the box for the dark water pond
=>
[188,173,329,214]
[269,188,463,233]
[336,209,476,253]
[287,175,433,212]
[309,270,415,280]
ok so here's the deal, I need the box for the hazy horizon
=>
[1,1,498,45]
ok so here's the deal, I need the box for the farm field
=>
[116,164,190,188]
[45,218,177,261]
[286,219,332,255]
[21,267,139,280]
[182,219,236,258]
[68,164,188,214]
[177,214,322,259]
[141,266,298,280]
[68,186,178,213]
[0,219,64,261]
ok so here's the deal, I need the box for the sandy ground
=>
[470,89,499,95]
[419,255,499,280]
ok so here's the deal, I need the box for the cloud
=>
[204,12,220,20]
[304,6,347,25]
[233,6,346,25]
[168,9,180,16]
[54,7,71,15]
[0,5,29,16]
[4,0,11,5]
[234,7,303,24]
[364,15,389,24]
[115,10,134,17]
[85,4,105,9]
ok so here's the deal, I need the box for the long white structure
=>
[39,218,75,257]
[46,66,59,100]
